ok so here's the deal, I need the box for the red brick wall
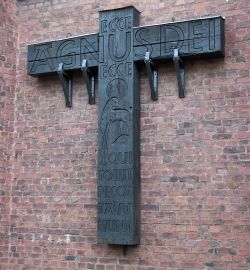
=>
[0,0,17,268]
[2,0,250,269]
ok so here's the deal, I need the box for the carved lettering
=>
[80,37,98,61]
[98,8,140,244]
[28,17,224,75]
[98,219,135,233]
[163,25,184,53]
[57,40,77,67]
[101,16,132,33]
[209,19,215,50]
[134,28,153,56]
[98,168,132,182]
[100,62,132,78]
[30,43,54,73]
[107,151,132,164]
[98,202,133,215]
[189,21,203,53]
[98,185,132,198]
[108,32,131,62]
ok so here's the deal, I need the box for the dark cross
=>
[27,6,225,246]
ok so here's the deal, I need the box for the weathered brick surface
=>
[1,0,250,269]
[0,0,17,269]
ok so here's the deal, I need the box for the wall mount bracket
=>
[57,63,72,107]
[144,51,158,101]
[81,59,95,105]
[173,48,185,98]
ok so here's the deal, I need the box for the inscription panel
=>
[133,16,225,61]
[98,7,140,245]
[27,17,224,76]
[27,34,99,75]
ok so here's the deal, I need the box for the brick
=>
[212,133,232,140]
[64,256,76,261]
[205,262,215,267]
[1,0,250,270]
[223,146,245,154]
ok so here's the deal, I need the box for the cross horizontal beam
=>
[27,16,224,76]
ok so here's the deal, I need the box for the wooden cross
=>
[27,6,225,246]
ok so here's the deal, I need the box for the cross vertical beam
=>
[97,7,140,245]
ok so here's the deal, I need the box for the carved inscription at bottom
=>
[98,219,136,233]
[99,202,133,216]
[98,185,132,198]
[98,168,132,182]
